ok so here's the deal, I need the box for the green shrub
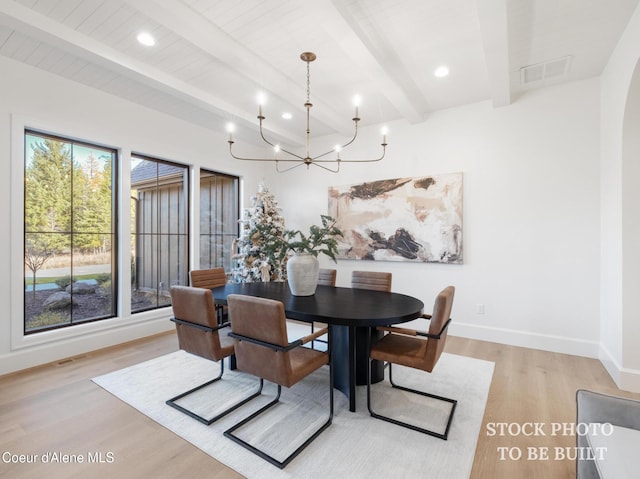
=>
[26,311,69,329]
[95,273,111,284]
[54,275,73,289]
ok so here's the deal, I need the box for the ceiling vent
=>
[520,56,572,85]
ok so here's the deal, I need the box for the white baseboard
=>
[0,319,174,376]
[620,368,640,393]
[450,324,640,393]
[599,343,621,385]
[599,343,640,393]
[450,321,600,358]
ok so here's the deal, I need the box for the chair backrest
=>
[169,285,230,361]
[190,268,227,289]
[424,286,455,372]
[318,268,337,287]
[351,270,392,292]
[227,294,297,387]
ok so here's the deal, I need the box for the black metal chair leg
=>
[224,368,333,469]
[366,334,457,440]
[310,322,329,351]
[166,360,264,425]
[224,365,334,469]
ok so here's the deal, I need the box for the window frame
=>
[198,168,240,274]
[130,153,190,314]
[23,128,119,335]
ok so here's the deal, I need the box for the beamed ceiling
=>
[1,0,638,148]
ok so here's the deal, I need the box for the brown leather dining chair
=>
[351,270,392,292]
[352,270,393,377]
[190,267,227,323]
[366,286,457,440]
[224,294,333,469]
[166,285,262,425]
[317,268,337,286]
[190,267,227,288]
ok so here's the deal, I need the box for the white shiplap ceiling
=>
[0,0,638,148]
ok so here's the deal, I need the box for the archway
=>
[621,58,640,376]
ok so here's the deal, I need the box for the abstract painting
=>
[328,172,463,263]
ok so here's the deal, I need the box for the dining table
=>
[211,281,424,412]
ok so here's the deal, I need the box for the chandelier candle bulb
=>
[226,122,235,142]
[353,95,362,119]
[257,92,266,118]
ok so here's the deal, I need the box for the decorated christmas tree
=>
[231,183,287,283]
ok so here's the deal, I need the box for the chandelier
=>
[226,52,388,173]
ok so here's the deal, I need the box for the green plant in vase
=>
[281,215,342,260]
[268,215,342,296]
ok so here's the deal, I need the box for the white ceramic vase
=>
[286,252,319,296]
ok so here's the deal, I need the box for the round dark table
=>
[212,282,424,412]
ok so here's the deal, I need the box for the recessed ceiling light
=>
[281,112,292,120]
[137,32,156,47]
[434,65,449,78]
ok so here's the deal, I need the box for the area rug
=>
[93,348,494,478]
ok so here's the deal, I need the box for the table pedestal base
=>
[331,325,384,412]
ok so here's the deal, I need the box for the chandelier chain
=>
[306,61,311,105]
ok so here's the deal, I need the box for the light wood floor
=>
[1,333,638,479]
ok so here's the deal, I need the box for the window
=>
[199,169,239,273]
[22,129,235,334]
[130,155,189,313]
[24,130,117,333]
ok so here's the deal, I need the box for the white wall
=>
[0,56,262,375]
[600,4,640,391]
[267,78,602,357]
[0,48,606,375]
